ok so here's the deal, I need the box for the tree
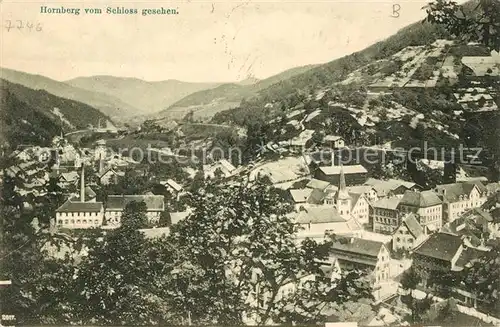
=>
[426,0,500,52]
[0,171,78,324]
[121,201,149,229]
[400,267,427,323]
[72,224,172,324]
[164,177,373,325]
[462,240,500,313]
[428,270,461,297]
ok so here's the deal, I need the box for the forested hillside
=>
[0,79,112,147]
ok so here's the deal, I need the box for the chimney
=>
[350,237,354,243]
[80,164,85,202]
[99,153,105,175]
[331,151,335,167]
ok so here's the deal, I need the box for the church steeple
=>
[335,164,350,201]
[335,164,352,219]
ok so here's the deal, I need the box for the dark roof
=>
[106,195,164,211]
[465,207,493,223]
[454,247,485,269]
[330,237,384,258]
[413,232,463,262]
[309,188,325,204]
[491,207,500,223]
[400,213,424,238]
[399,190,442,208]
[349,192,363,210]
[56,200,103,213]
[482,192,500,211]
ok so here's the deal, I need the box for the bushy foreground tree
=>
[163,177,373,325]
[1,176,374,325]
[426,0,500,52]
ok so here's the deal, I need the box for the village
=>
[2,0,500,324]
[3,128,500,325]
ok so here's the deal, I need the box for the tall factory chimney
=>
[80,164,85,202]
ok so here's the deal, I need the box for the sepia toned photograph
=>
[0,0,499,326]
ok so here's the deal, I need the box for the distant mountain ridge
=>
[0,79,112,147]
[66,75,223,116]
[0,67,138,120]
[155,64,318,121]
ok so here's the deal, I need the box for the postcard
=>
[1,0,499,326]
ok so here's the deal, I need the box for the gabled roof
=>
[106,195,164,211]
[347,185,376,196]
[324,135,344,141]
[435,182,484,202]
[350,192,363,210]
[56,200,103,213]
[399,213,424,238]
[290,189,314,203]
[170,211,190,225]
[218,159,236,172]
[399,190,442,208]
[295,206,346,224]
[465,207,494,223]
[364,178,416,196]
[330,237,384,258]
[161,179,183,192]
[372,197,401,210]
[99,168,125,178]
[318,165,368,175]
[413,232,463,262]
[454,247,485,270]
[306,178,331,190]
[309,188,325,204]
[60,171,79,182]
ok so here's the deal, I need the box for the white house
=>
[56,200,104,229]
[398,190,443,233]
[328,237,391,287]
[323,135,345,149]
[105,194,165,227]
[435,182,488,223]
[204,159,237,179]
[392,213,427,252]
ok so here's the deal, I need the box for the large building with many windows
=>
[398,190,443,233]
[371,197,401,234]
[435,182,488,223]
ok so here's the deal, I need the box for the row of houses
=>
[53,162,166,229]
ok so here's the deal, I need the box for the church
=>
[295,165,366,240]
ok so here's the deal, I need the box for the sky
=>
[2,0,440,83]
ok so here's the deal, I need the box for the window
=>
[396,237,401,242]
[82,220,87,224]
[76,220,81,224]
[71,219,75,224]
[58,220,62,225]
